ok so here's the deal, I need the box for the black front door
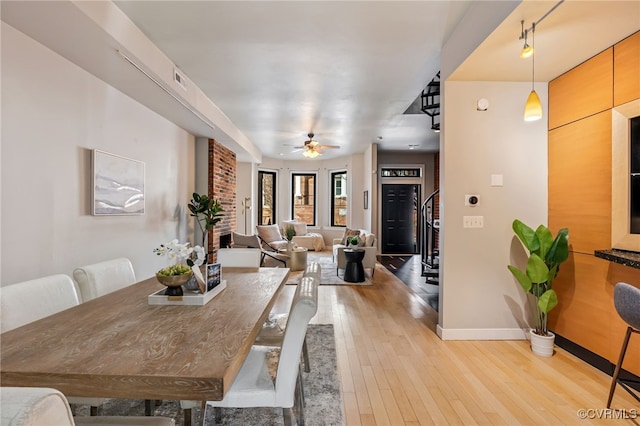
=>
[381,184,420,254]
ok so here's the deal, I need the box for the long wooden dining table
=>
[0,267,289,402]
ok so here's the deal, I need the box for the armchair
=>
[332,229,377,277]
[231,231,288,267]
[256,224,289,251]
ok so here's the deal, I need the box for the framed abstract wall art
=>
[92,149,145,215]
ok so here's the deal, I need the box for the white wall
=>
[236,161,254,235]
[439,81,548,339]
[1,23,196,285]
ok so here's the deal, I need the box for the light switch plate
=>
[463,216,484,228]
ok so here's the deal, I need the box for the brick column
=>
[208,139,236,262]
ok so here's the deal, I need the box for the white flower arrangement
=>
[153,239,206,267]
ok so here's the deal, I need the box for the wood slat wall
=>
[548,111,612,253]
[614,31,640,107]
[548,30,640,376]
[548,48,613,131]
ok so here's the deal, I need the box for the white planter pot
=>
[529,329,555,357]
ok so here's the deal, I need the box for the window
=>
[291,173,316,226]
[380,167,421,177]
[258,171,276,225]
[331,171,347,227]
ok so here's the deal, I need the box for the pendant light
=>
[524,22,542,121]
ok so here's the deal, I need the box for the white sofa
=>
[283,221,326,251]
[332,229,377,277]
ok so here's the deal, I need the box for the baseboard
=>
[554,332,640,392]
[437,325,528,340]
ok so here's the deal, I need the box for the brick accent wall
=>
[208,139,236,262]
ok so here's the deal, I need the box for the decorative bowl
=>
[156,268,193,296]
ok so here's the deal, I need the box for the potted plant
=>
[347,236,360,248]
[188,192,224,255]
[284,224,296,252]
[507,219,569,357]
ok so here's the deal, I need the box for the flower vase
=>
[287,241,294,252]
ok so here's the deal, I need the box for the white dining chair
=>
[0,387,175,426]
[73,257,136,302]
[254,262,321,373]
[217,248,261,268]
[73,258,160,415]
[0,275,108,415]
[180,274,319,426]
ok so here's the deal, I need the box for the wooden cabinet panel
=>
[549,48,613,130]
[550,253,640,376]
[614,31,640,107]
[549,253,612,359]
[549,111,612,253]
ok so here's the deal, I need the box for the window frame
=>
[330,170,348,227]
[258,170,277,226]
[290,172,317,226]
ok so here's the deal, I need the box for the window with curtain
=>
[331,171,347,227]
[291,173,316,226]
[258,171,276,225]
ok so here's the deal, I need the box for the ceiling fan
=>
[289,133,340,158]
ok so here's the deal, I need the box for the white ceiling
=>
[112,0,474,159]
[2,1,638,162]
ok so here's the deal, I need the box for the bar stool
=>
[607,282,640,408]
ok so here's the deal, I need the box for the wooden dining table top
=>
[0,267,289,402]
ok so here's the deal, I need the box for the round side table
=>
[279,247,308,271]
[343,249,365,282]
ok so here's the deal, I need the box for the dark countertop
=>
[594,249,640,270]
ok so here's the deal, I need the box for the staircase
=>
[420,189,439,284]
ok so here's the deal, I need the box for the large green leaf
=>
[512,220,539,253]
[538,289,558,314]
[535,225,554,259]
[508,265,532,292]
[526,253,549,283]
[547,228,569,265]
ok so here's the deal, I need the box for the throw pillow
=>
[365,233,376,247]
[340,228,360,245]
[293,222,308,236]
[257,224,284,243]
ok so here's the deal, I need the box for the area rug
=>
[73,324,344,426]
[285,250,373,286]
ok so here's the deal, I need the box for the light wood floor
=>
[304,263,639,425]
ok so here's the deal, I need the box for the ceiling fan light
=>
[524,90,542,121]
[303,149,320,159]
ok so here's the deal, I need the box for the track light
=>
[519,21,533,58]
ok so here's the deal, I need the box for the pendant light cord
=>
[531,22,536,91]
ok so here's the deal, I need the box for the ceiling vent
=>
[174,68,187,91]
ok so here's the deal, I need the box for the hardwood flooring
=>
[301,262,639,425]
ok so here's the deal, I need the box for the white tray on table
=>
[148,280,226,306]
